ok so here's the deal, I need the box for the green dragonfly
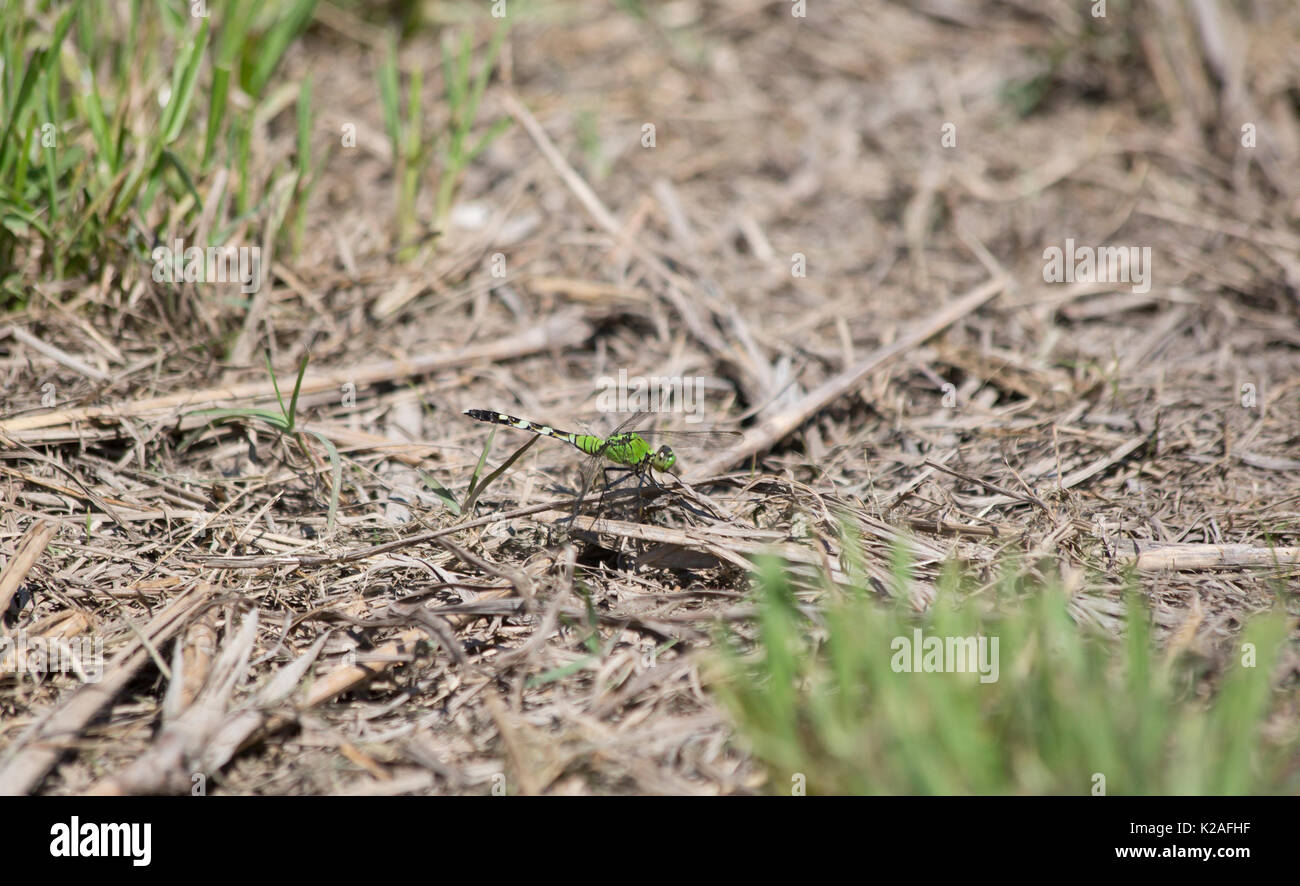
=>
[463,409,738,518]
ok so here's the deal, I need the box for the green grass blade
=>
[264,350,291,426]
[377,41,401,152]
[0,48,46,171]
[304,429,342,535]
[465,116,512,163]
[464,21,507,130]
[527,654,597,688]
[286,351,310,431]
[463,434,539,513]
[247,0,319,98]
[191,407,291,429]
[160,17,210,146]
[82,75,116,174]
[296,74,312,178]
[418,469,462,516]
[0,198,53,241]
[160,148,202,210]
[202,63,231,170]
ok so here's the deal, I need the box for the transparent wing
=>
[634,428,742,447]
[604,411,655,436]
[570,449,603,519]
[593,413,740,448]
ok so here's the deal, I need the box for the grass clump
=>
[713,554,1295,795]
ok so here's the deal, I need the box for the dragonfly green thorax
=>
[597,432,676,472]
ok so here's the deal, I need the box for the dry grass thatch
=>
[1,0,1299,794]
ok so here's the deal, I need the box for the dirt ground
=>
[1,0,1299,794]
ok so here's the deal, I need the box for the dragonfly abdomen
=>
[464,409,578,443]
[466,409,615,458]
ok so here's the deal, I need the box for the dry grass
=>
[1,0,1298,794]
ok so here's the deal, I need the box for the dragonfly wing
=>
[606,411,655,436]
[599,414,740,447]
[635,429,742,447]
[570,450,601,518]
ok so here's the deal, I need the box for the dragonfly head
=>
[651,444,676,472]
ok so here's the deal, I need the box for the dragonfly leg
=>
[634,468,647,522]
[570,465,628,524]
[597,466,637,508]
